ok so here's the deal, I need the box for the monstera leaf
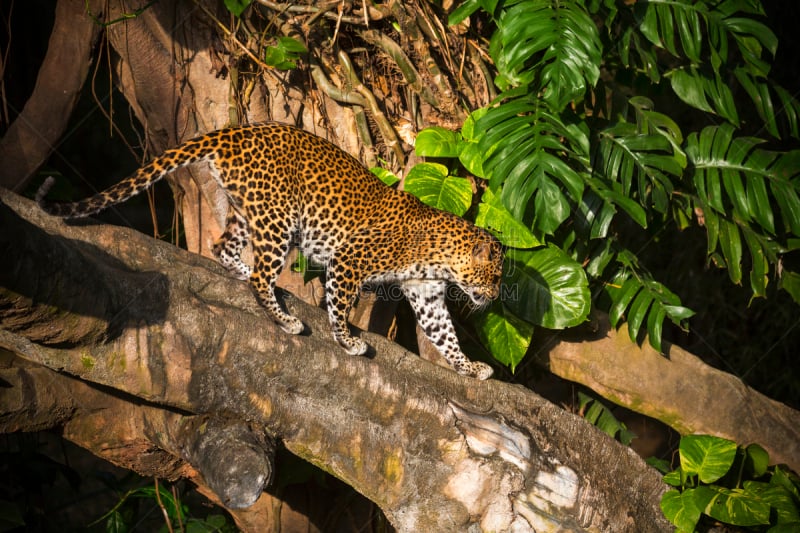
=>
[475,188,541,248]
[489,0,601,110]
[475,95,588,234]
[687,124,800,294]
[636,0,800,140]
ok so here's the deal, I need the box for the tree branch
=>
[0,188,671,531]
[543,320,800,473]
[0,359,278,530]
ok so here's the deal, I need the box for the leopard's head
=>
[454,232,504,308]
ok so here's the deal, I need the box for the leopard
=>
[36,122,504,379]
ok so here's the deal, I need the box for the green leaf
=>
[504,246,590,329]
[774,85,800,139]
[278,36,307,54]
[679,434,738,484]
[575,190,615,239]
[583,236,616,279]
[770,466,800,502]
[746,480,800,524]
[718,217,743,284]
[134,485,188,521]
[769,525,800,533]
[734,68,779,139]
[723,16,777,73]
[476,95,587,233]
[627,289,654,344]
[264,48,292,70]
[635,0,786,136]
[639,2,677,56]
[742,228,768,298]
[461,107,488,143]
[578,392,636,444]
[646,302,666,353]
[668,67,712,112]
[675,1,703,63]
[458,142,486,177]
[404,162,473,216]
[743,443,769,478]
[668,66,739,124]
[475,188,542,248]
[646,456,672,475]
[745,166,775,235]
[415,127,461,158]
[704,486,771,526]
[779,270,800,305]
[608,277,640,328]
[448,0,483,26]
[490,0,601,108]
[769,152,800,235]
[596,116,684,215]
[605,267,692,352]
[687,125,800,293]
[223,0,251,17]
[662,469,683,487]
[618,25,660,82]
[661,303,695,323]
[661,487,715,532]
[533,175,571,234]
[292,251,323,283]
[264,37,307,70]
[459,108,489,177]
[370,166,400,186]
[105,510,129,533]
[585,176,648,228]
[476,300,535,372]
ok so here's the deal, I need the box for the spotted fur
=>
[36,122,503,379]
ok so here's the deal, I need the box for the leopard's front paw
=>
[337,335,368,356]
[458,361,494,380]
[279,316,305,335]
[232,265,252,281]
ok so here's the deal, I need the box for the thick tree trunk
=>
[0,0,105,191]
[1,190,672,531]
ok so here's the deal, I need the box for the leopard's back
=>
[212,124,429,267]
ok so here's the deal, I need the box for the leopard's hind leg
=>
[324,249,368,356]
[212,209,252,280]
[247,215,304,335]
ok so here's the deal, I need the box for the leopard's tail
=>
[36,139,216,219]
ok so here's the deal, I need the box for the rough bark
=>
[102,0,232,257]
[1,190,672,531]
[95,0,370,270]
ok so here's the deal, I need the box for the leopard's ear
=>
[473,241,493,262]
